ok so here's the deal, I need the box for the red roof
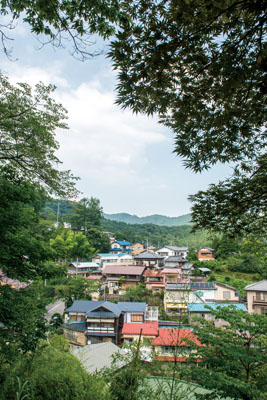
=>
[151,329,201,347]
[122,322,159,336]
[155,355,186,362]
[86,275,102,280]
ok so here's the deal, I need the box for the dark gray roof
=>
[165,256,187,262]
[134,251,164,259]
[166,283,191,290]
[85,332,116,337]
[191,282,215,290]
[166,282,215,291]
[86,301,122,317]
[62,322,86,332]
[117,302,146,312]
[65,300,100,313]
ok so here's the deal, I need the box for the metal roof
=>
[102,265,145,275]
[72,342,127,373]
[134,251,164,259]
[87,301,122,317]
[117,302,146,312]
[181,263,194,270]
[244,280,267,291]
[187,303,247,312]
[69,262,100,268]
[191,282,215,290]
[165,256,187,262]
[62,322,86,332]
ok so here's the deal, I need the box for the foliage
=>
[0,284,48,361]
[121,284,152,303]
[50,229,95,261]
[110,0,267,235]
[69,197,103,230]
[0,0,128,60]
[1,335,108,400]
[49,313,64,333]
[0,73,77,196]
[0,169,66,281]
[56,275,98,307]
[187,308,267,400]
[85,227,111,253]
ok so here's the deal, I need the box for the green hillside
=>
[103,212,192,226]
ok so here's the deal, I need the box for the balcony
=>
[253,294,267,305]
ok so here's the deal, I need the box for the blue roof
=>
[116,240,131,246]
[86,301,122,317]
[110,248,132,252]
[117,302,146,313]
[187,303,247,312]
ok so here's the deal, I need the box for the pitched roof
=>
[143,269,163,277]
[162,268,182,274]
[165,256,187,262]
[87,301,121,317]
[73,342,127,373]
[62,322,86,332]
[187,303,247,312]
[244,280,267,291]
[102,265,145,275]
[122,322,159,336]
[117,302,146,312]
[116,240,131,246]
[165,246,188,251]
[86,275,103,280]
[65,300,121,315]
[69,262,100,268]
[214,282,237,290]
[151,329,201,346]
[134,251,164,260]
[181,263,194,270]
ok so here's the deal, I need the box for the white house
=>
[156,246,188,259]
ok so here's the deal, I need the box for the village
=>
[62,238,267,373]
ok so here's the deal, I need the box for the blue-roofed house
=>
[117,302,147,323]
[110,240,132,254]
[63,300,124,347]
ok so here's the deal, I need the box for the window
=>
[131,314,143,322]
[256,292,265,301]
[223,291,231,299]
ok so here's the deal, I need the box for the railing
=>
[253,295,267,303]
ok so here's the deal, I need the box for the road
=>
[45,299,65,321]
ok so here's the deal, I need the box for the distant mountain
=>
[102,212,192,227]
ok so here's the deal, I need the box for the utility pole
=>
[56,200,60,225]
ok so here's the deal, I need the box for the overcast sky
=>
[1,20,233,217]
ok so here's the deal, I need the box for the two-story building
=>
[110,240,132,254]
[63,300,124,347]
[164,256,188,268]
[134,251,165,268]
[156,246,189,259]
[130,243,145,256]
[197,248,215,261]
[102,265,145,294]
[143,269,165,293]
[92,253,133,268]
[68,261,100,277]
[244,280,267,314]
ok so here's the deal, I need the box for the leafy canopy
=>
[110,0,267,235]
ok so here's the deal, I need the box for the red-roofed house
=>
[122,321,159,344]
[151,328,201,362]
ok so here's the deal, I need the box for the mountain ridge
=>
[103,212,191,227]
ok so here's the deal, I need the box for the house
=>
[151,328,201,362]
[102,265,145,294]
[117,302,147,323]
[0,269,29,290]
[110,240,132,254]
[164,256,188,268]
[197,248,215,261]
[134,251,165,268]
[197,267,211,277]
[181,263,195,277]
[121,321,159,344]
[161,268,182,285]
[144,269,165,292]
[187,302,247,323]
[72,342,127,373]
[63,300,124,347]
[68,261,100,277]
[156,246,188,259]
[214,282,240,302]
[130,243,145,256]
[244,280,267,314]
[164,282,193,313]
[92,253,133,268]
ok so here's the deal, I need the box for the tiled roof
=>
[165,246,188,251]
[116,240,131,246]
[162,268,182,274]
[86,275,103,280]
[66,300,121,315]
[244,280,267,291]
[69,262,100,268]
[122,322,159,336]
[117,302,146,312]
[134,251,164,259]
[87,301,121,317]
[165,256,187,262]
[102,265,145,275]
[143,269,163,277]
[151,329,201,346]
[187,303,247,312]
[181,263,194,270]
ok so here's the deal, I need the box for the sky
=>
[1,18,233,217]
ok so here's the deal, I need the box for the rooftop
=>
[117,302,146,313]
[151,329,201,346]
[122,321,159,336]
[134,251,164,260]
[244,280,267,291]
[102,265,145,275]
[187,303,247,312]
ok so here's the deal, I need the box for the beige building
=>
[244,280,267,314]
[130,243,145,256]
[214,282,240,302]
